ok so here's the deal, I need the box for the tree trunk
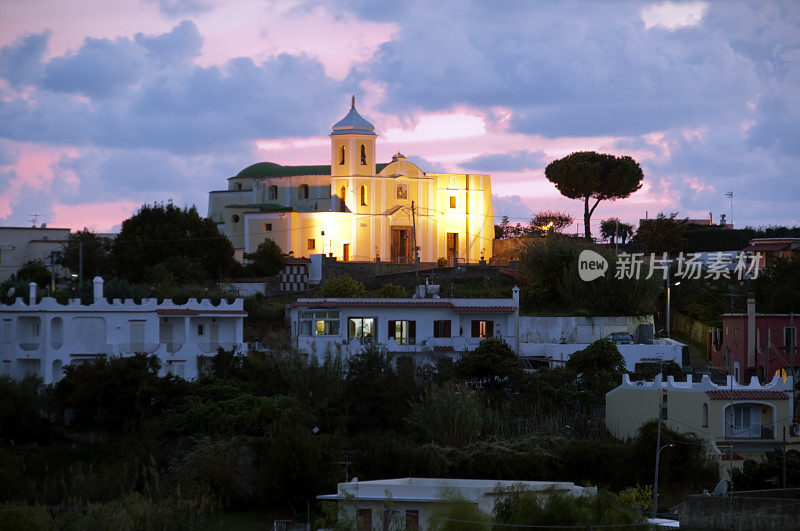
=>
[584,198,592,239]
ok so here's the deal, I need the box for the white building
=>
[0,277,246,383]
[0,226,71,283]
[317,477,595,529]
[287,286,520,363]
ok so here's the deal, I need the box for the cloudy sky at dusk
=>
[1,0,798,234]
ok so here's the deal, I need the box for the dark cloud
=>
[150,0,212,18]
[135,20,203,66]
[43,36,148,98]
[0,32,49,87]
[465,150,548,172]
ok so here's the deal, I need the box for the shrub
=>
[408,384,484,447]
[0,502,50,531]
[319,275,367,297]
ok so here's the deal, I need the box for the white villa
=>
[318,477,595,529]
[0,277,246,383]
[287,286,520,363]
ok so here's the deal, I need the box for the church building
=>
[207,98,494,264]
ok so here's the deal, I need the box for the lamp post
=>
[652,443,675,518]
[665,278,680,338]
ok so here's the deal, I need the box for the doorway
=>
[446,232,459,265]
[343,243,350,262]
[391,227,411,263]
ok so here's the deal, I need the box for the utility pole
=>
[410,201,419,281]
[783,427,787,488]
[614,219,619,255]
[78,240,84,289]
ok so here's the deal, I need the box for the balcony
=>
[117,342,160,354]
[19,342,40,351]
[197,342,240,354]
[724,425,774,440]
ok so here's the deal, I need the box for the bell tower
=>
[330,95,377,177]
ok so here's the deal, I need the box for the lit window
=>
[307,239,315,250]
[348,317,376,343]
[450,196,456,209]
[388,320,416,345]
[300,311,340,336]
[471,320,493,338]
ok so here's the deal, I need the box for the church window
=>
[340,146,345,165]
[360,185,367,206]
[232,215,240,223]
[361,144,367,165]
[450,196,456,209]
[268,185,278,200]
[299,184,309,200]
[307,238,316,250]
[265,223,272,232]
[340,186,347,212]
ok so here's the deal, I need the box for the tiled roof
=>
[234,161,390,178]
[706,390,789,400]
[292,300,516,312]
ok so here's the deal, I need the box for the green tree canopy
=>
[566,339,626,403]
[458,337,524,393]
[544,151,643,239]
[531,210,574,236]
[59,228,111,280]
[634,212,687,255]
[318,275,367,297]
[109,203,236,282]
[600,218,634,244]
[749,257,800,313]
[15,260,51,288]
[243,239,285,277]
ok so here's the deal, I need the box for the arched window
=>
[360,185,367,206]
[340,186,347,212]
[340,146,345,165]
[702,403,708,427]
[268,185,278,200]
[360,144,367,165]
[299,184,309,200]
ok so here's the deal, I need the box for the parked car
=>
[604,332,634,345]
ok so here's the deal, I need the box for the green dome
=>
[236,162,331,178]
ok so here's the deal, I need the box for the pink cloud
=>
[51,200,139,233]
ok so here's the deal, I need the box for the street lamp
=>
[652,443,675,518]
[665,279,680,338]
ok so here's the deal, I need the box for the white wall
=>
[519,315,654,344]
[520,341,684,371]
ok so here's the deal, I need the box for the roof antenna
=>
[351,94,356,109]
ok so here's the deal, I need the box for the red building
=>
[710,293,799,385]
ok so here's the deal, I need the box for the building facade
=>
[606,373,798,475]
[709,293,799,385]
[0,226,71,283]
[317,477,594,530]
[208,98,494,265]
[0,277,246,383]
[287,286,520,363]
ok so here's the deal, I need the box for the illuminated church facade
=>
[208,98,494,264]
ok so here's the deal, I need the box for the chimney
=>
[29,282,37,305]
[747,292,756,368]
[93,276,104,303]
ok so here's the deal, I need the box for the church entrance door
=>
[391,227,411,263]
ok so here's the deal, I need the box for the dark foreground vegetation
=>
[0,339,719,528]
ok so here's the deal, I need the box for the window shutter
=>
[471,320,480,337]
[409,321,416,340]
[433,321,440,338]
[444,320,451,338]
[388,320,395,340]
[487,321,494,337]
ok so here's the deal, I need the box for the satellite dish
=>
[712,480,729,496]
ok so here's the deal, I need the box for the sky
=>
[0,0,798,234]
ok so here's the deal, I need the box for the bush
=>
[493,488,642,527]
[319,275,367,297]
[373,282,410,298]
[408,385,484,447]
[0,501,50,531]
